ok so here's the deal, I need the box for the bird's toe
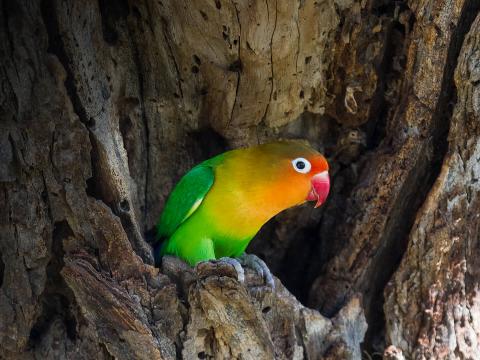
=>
[217,257,245,283]
[238,253,275,290]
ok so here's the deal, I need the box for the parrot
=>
[154,140,330,287]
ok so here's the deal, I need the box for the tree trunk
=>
[1,0,479,359]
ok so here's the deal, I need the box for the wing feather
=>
[156,165,214,240]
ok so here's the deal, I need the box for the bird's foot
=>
[195,257,245,283]
[218,257,245,283]
[238,253,275,290]
[195,255,274,291]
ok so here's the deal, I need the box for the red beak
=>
[307,171,330,208]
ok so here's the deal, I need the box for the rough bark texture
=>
[1,0,479,359]
[384,12,480,359]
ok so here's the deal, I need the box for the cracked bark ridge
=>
[384,12,480,359]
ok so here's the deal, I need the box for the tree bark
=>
[384,12,480,359]
[0,0,479,359]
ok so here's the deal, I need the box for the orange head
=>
[222,140,330,215]
[262,141,330,208]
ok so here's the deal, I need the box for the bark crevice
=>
[125,8,151,227]
[40,0,88,126]
[262,0,278,123]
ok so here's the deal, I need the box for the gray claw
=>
[238,253,275,289]
[218,257,245,283]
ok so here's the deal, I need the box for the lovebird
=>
[154,141,330,286]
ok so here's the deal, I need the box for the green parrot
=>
[154,141,330,286]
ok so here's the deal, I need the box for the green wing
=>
[156,165,214,241]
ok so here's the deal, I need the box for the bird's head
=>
[277,141,330,208]
[235,141,330,211]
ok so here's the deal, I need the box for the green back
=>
[156,164,214,240]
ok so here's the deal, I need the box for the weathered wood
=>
[308,0,480,346]
[384,12,480,359]
[1,0,480,358]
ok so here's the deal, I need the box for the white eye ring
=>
[292,157,311,174]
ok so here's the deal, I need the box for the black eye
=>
[292,157,311,173]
